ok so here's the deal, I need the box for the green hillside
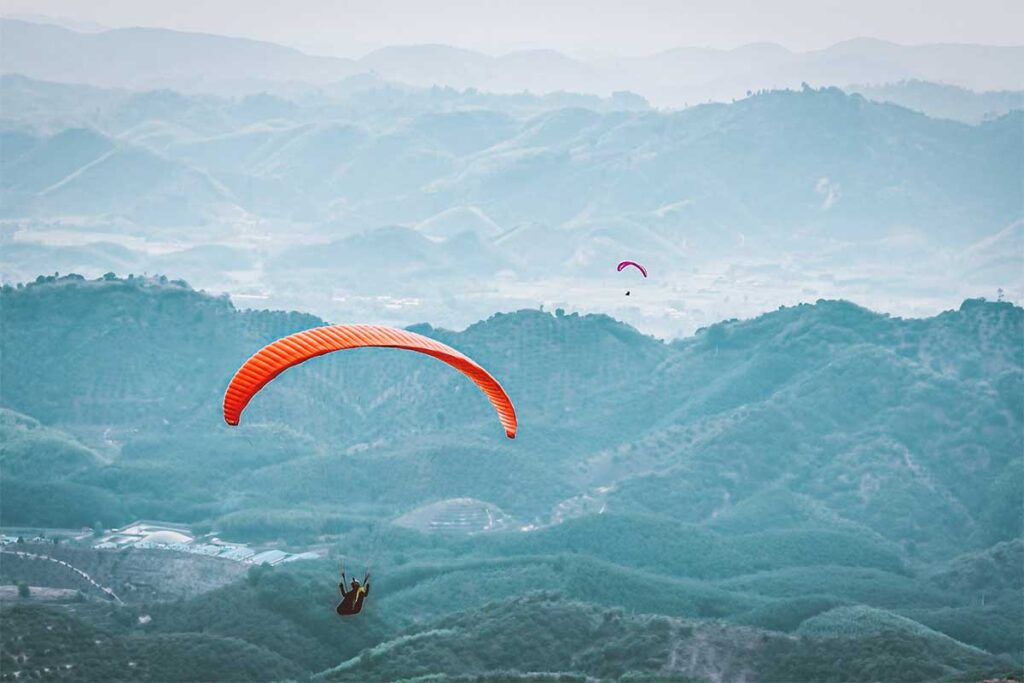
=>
[0,604,304,682]
[315,593,1008,682]
[1,274,1021,679]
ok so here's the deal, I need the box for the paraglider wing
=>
[223,325,517,438]
[616,261,648,278]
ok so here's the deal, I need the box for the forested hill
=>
[2,273,1020,553]
[1,273,1021,680]
[0,273,666,441]
[0,273,324,429]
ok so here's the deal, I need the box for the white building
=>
[247,550,289,566]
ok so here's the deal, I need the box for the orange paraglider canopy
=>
[223,325,517,438]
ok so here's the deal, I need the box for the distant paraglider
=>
[223,324,517,438]
[616,261,648,278]
[617,260,647,296]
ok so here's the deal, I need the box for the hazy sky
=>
[4,0,1022,57]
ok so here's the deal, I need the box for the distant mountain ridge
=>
[848,79,1024,123]
[2,81,1015,249]
[0,18,360,93]
[2,81,1019,340]
[2,18,1021,104]
[3,81,1016,239]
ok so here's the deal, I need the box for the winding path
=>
[1,549,124,604]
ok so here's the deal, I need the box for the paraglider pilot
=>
[337,568,371,616]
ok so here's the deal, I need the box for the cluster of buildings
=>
[2,533,72,545]
[93,521,318,567]
[1,535,33,545]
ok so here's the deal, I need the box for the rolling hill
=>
[1,274,1021,679]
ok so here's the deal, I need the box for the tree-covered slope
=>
[314,593,1008,682]
[1,273,1021,678]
